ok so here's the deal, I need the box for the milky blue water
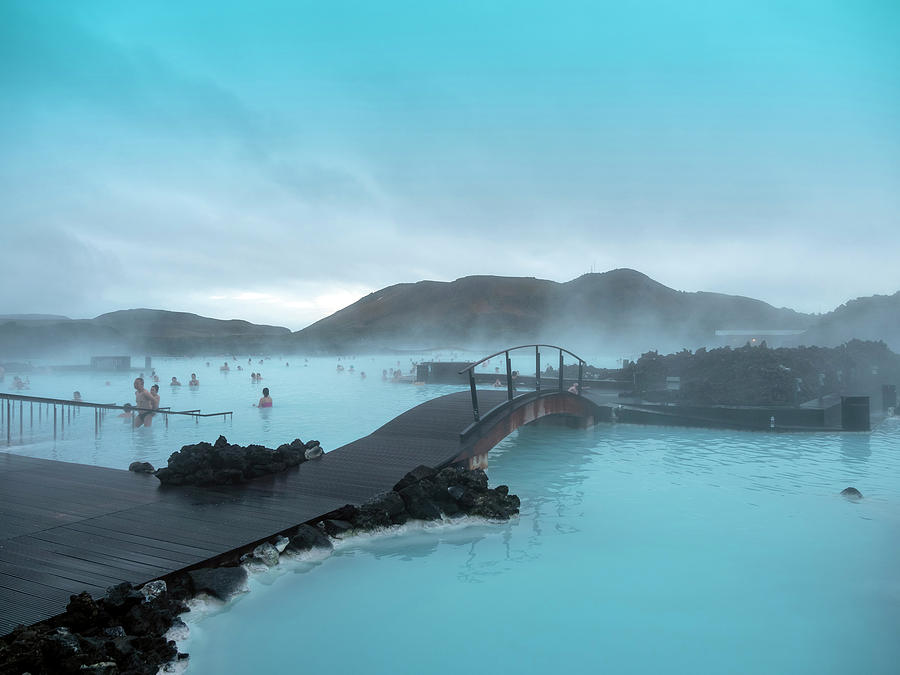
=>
[3,356,899,674]
[0,351,590,467]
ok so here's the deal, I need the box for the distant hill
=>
[0,314,71,323]
[794,292,900,351]
[3,273,896,358]
[292,269,814,354]
[92,309,289,340]
[0,309,290,357]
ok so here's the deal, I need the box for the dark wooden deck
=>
[0,390,512,635]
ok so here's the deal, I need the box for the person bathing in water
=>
[171,376,181,386]
[189,373,199,386]
[143,384,161,426]
[133,377,155,427]
[255,387,273,408]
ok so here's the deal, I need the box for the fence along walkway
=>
[0,392,232,445]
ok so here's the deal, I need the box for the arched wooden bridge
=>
[0,345,607,634]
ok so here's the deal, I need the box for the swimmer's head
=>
[262,387,270,397]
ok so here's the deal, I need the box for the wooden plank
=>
[0,549,126,590]
[0,541,161,586]
[28,529,201,567]
[65,521,222,558]
[0,389,525,635]
[0,560,110,596]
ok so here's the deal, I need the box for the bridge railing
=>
[457,344,586,423]
[1,391,232,445]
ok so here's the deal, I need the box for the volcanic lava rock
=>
[187,566,248,601]
[285,524,334,553]
[352,491,401,530]
[154,435,306,486]
[397,482,443,520]
[0,580,187,675]
[304,444,324,460]
[840,486,863,500]
[319,518,354,537]
[128,461,155,474]
[392,464,438,492]
[310,465,520,536]
[241,542,280,567]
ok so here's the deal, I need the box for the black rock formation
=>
[285,524,333,553]
[311,465,520,534]
[154,436,306,486]
[187,566,249,602]
[840,487,863,500]
[0,581,188,675]
[128,461,155,474]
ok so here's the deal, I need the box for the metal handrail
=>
[456,344,587,423]
[456,344,586,374]
[0,392,230,417]
[1,391,233,444]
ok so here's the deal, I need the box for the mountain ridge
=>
[292,269,818,354]
[0,270,896,356]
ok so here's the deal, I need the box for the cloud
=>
[0,1,897,329]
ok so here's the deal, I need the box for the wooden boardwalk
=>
[0,390,511,635]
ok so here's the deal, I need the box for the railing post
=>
[578,361,584,393]
[53,405,57,440]
[506,352,513,401]
[468,370,480,422]
[19,402,23,438]
[535,346,541,392]
[30,402,33,429]
[559,349,564,391]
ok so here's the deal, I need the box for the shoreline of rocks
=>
[0,465,519,674]
[130,435,323,487]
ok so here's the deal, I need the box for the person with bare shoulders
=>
[119,403,134,421]
[189,373,199,386]
[133,377,154,427]
[170,376,181,386]
[143,384,160,427]
[255,387,273,408]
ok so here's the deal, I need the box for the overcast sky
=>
[1,1,898,329]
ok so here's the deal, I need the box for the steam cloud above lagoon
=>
[1,1,899,328]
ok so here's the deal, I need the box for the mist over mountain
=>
[0,314,71,323]
[292,269,814,355]
[0,309,290,358]
[1,272,896,358]
[790,292,900,351]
